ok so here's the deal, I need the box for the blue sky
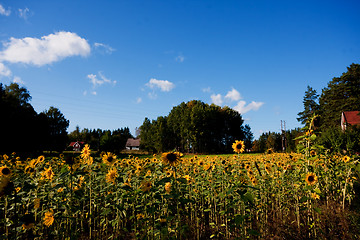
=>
[0,0,359,139]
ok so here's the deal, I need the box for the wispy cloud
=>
[87,72,116,88]
[211,94,223,106]
[94,42,115,54]
[136,97,142,103]
[209,87,264,114]
[202,87,211,93]
[18,8,31,20]
[225,88,241,101]
[233,101,264,114]
[0,4,11,16]
[146,78,175,92]
[0,31,91,66]
[0,63,11,77]
[175,54,185,63]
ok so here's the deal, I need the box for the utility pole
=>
[281,120,287,152]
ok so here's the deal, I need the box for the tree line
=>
[0,83,133,154]
[0,83,69,154]
[297,63,360,153]
[139,100,253,154]
[67,126,133,153]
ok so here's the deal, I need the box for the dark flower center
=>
[167,153,177,163]
[308,176,314,182]
[2,168,10,175]
[107,156,113,162]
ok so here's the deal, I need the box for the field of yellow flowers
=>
[1,135,360,239]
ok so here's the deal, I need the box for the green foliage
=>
[297,85,320,125]
[318,63,360,130]
[140,100,249,153]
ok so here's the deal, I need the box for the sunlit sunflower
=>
[232,140,245,154]
[140,180,152,192]
[37,155,45,163]
[43,209,54,227]
[106,168,118,184]
[40,166,54,181]
[102,152,117,166]
[165,182,172,193]
[161,152,181,166]
[183,175,192,183]
[343,155,350,163]
[265,163,273,174]
[21,213,35,230]
[311,192,320,200]
[203,163,212,171]
[0,166,11,177]
[310,150,317,157]
[305,172,318,186]
[80,144,91,159]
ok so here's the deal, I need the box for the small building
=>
[125,138,140,150]
[68,141,85,151]
[341,111,360,131]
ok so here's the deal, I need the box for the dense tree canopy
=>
[68,127,133,152]
[140,100,251,153]
[0,83,70,153]
[319,63,360,129]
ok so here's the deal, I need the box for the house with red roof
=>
[341,111,360,131]
[68,141,85,151]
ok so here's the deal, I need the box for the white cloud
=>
[87,72,116,88]
[146,78,175,92]
[0,4,11,16]
[0,63,11,77]
[175,54,185,63]
[94,42,115,54]
[13,76,24,84]
[91,91,97,95]
[18,8,30,20]
[233,100,264,114]
[225,88,241,101]
[0,31,90,66]
[202,87,211,93]
[211,94,223,106]
[136,97,142,103]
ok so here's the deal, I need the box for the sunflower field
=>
[1,128,360,239]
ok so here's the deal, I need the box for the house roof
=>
[126,138,140,147]
[343,111,360,125]
[69,141,85,147]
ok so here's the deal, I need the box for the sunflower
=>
[40,166,54,181]
[165,182,172,193]
[343,155,350,163]
[106,168,118,184]
[21,213,35,230]
[311,192,320,200]
[102,152,117,166]
[140,180,152,192]
[232,140,245,153]
[80,144,91,159]
[43,209,54,227]
[305,172,318,186]
[0,166,11,177]
[161,152,181,166]
[37,155,45,163]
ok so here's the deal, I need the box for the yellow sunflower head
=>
[0,166,11,177]
[232,140,245,153]
[81,144,91,159]
[161,152,181,166]
[140,180,152,192]
[305,172,318,186]
[165,182,172,193]
[43,209,54,227]
[102,152,117,165]
[106,168,118,184]
[343,155,350,163]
